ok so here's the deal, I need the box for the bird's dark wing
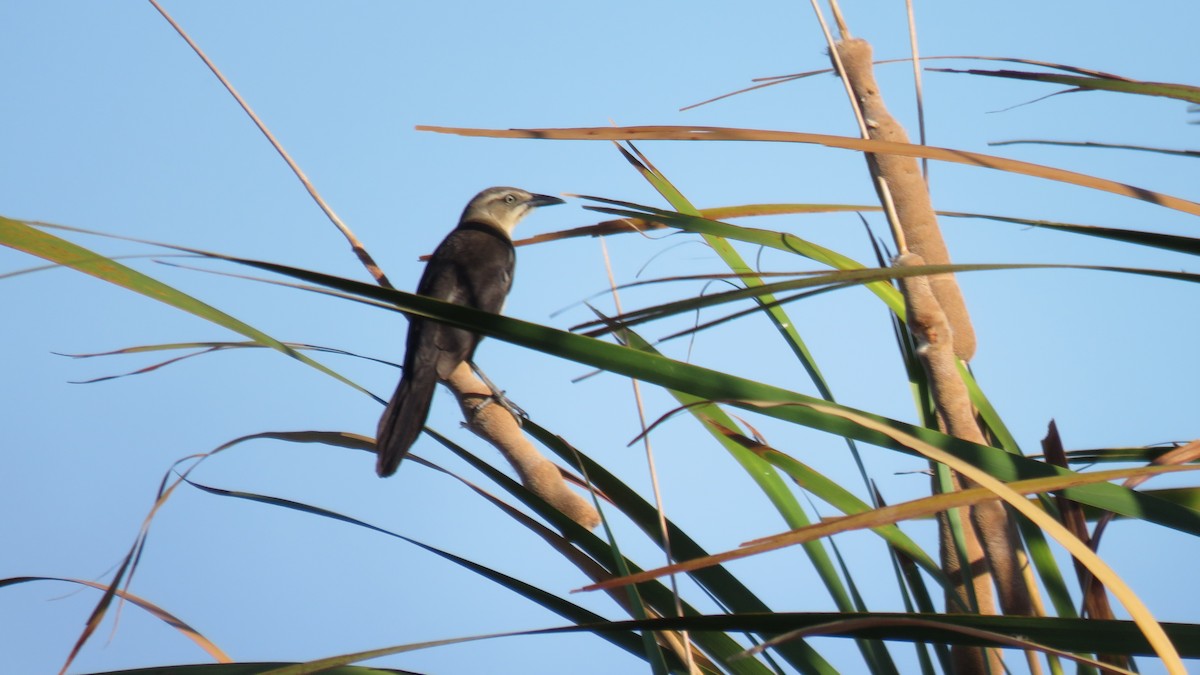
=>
[377,223,515,476]
[407,222,515,381]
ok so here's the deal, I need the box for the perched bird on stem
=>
[376,187,564,477]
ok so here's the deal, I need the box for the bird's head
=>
[460,186,565,235]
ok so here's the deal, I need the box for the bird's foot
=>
[471,390,527,426]
[468,362,528,426]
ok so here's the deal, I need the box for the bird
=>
[375,186,565,477]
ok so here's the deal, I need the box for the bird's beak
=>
[527,193,566,208]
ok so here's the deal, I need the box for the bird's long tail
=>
[375,371,437,477]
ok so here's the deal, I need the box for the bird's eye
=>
[504,194,517,205]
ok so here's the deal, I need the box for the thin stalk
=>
[145,0,392,289]
[599,238,697,675]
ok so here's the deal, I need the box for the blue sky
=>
[2,2,1198,674]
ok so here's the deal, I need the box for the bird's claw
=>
[493,390,528,426]
[468,362,528,426]
[469,390,527,427]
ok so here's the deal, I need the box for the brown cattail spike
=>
[835,38,977,361]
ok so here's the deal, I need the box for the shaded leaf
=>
[931,67,1200,105]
